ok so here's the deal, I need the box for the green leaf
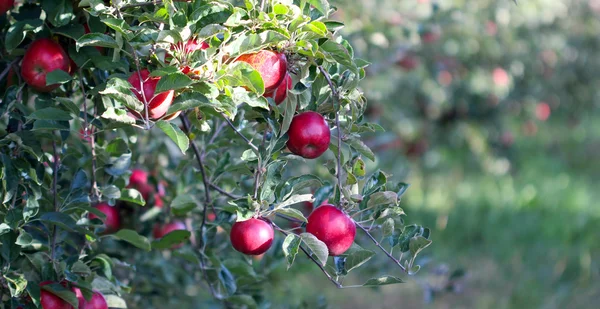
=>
[275,208,307,223]
[166,92,211,115]
[101,107,136,124]
[218,265,237,296]
[359,276,404,287]
[170,195,198,216]
[118,188,146,206]
[4,272,27,297]
[0,223,11,236]
[276,174,322,201]
[40,212,78,233]
[155,72,193,93]
[345,136,375,162]
[77,33,119,51]
[5,19,44,51]
[27,107,73,121]
[300,232,328,266]
[112,229,151,251]
[101,185,121,200]
[42,0,74,27]
[366,191,398,210]
[307,0,331,15]
[409,236,433,257]
[381,218,395,237]
[282,233,301,269]
[104,295,128,308]
[15,230,33,246]
[156,121,190,154]
[344,249,375,273]
[225,62,265,94]
[275,194,313,211]
[45,70,73,86]
[100,79,143,112]
[152,230,191,250]
[231,87,269,110]
[71,260,92,277]
[41,283,79,308]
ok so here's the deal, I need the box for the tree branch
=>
[220,112,259,153]
[356,222,408,273]
[50,137,60,271]
[209,183,241,199]
[318,66,344,200]
[273,224,343,288]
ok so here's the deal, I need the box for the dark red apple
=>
[0,0,14,15]
[153,220,187,248]
[306,204,355,256]
[264,72,292,105]
[230,218,274,255]
[396,55,420,71]
[21,38,71,92]
[153,193,164,208]
[72,287,108,309]
[129,169,148,186]
[40,281,73,309]
[235,50,287,92]
[286,111,331,159]
[89,203,121,233]
[127,69,175,120]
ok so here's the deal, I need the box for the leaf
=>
[15,230,33,246]
[225,62,265,94]
[359,276,404,287]
[280,94,297,136]
[40,212,78,233]
[276,174,322,201]
[4,272,27,297]
[170,195,198,216]
[282,234,301,269]
[300,233,328,266]
[5,19,44,51]
[156,120,190,154]
[112,229,151,251]
[23,198,39,222]
[27,107,73,121]
[154,72,193,93]
[71,260,92,277]
[104,295,128,308]
[41,283,79,308]
[77,33,119,51]
[366,191,398,210]
[275,208,307,223]
[409,236,433,257]
[344,249,375,273]
[307,0,331,15]
[101,107,136,124]
[101,185,121,200]
[151,230,191,250]
[218,264,237,296]
[274,194,313,211]
[0,223,11,236]
[166,92,211,115]
[118,188,146,206]
[45,70,73,86]
[381,218,395,237]
[345,136,375,162]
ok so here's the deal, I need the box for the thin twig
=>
[78,70,99,200]
[209,183,241,199]
[220,112,259,153]
[0,58,19,82]
[50,137,60,272]
[179,113,218,299]
[318,66,343,200]
[253,129,268,200]
[356,222,408,273]
[273,223,343,288]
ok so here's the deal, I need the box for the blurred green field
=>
[282,0,600,308]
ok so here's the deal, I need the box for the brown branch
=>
[318,66,343,200]
[209,183,241,200]
[356,222,408,273]
[273,223,343,288]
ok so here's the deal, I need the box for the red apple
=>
[171,38,209,55]
[129,169,148,186]
[264,73,292,105]
[21,38,71,92]
[72,288,108,309]
[230,218,274,255]
[40,281,73,309]
[0,0,14,15]
[286,111,331,159]
[207,212,216,222]
[89,203,121,233]
[153,220,187,248]
[306,204,355,256]
[127,69,175,120]
[396,55,420,71]
[235,50,287,92]
[536,102,551,121]
[153,193,164,208]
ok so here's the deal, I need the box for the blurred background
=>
[288,0,600,308]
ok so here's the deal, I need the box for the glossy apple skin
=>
[306,205,356,256]
[0,0,14,15]
[127,69,175,120]
[235,50,287,92]
[264,73,292,105]
[286,111,331,159]
[153,220,187,248]
[89,203,121,233]
[72,288,108,309]
[21,38,72,92]
[230,218,274,255]
[40,281,73,309]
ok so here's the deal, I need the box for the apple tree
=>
[0,0,431,308]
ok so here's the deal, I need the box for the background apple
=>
[72,287,108,309]
[89,203,121,233]
[40,281,73,309]
[235,50,287,92]
[286,111,331,159]
[21,38,71,92]
[153,221,187,248]
[264,73,292,105]
[127,69,175,120]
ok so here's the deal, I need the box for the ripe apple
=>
[40,281,73,309]
[230,218,274,255]
[127,69,175,120]
[21,38,71,92]
[264,73,292,105]
[153,193,164,208]
[0,0,14,15]
[306,204,356,256]
[153,220,187,248]
[129,169,148,186]
[286,111,331,159]
[235,50,287,92]
[396,55,420,71]
[89,203,121,233]
[207,212,216,222]
[72,287,108,309]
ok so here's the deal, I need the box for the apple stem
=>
[179,113,220,299]
[273,223,343,288]
[356,222,409,273]
[318,66,344,204]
